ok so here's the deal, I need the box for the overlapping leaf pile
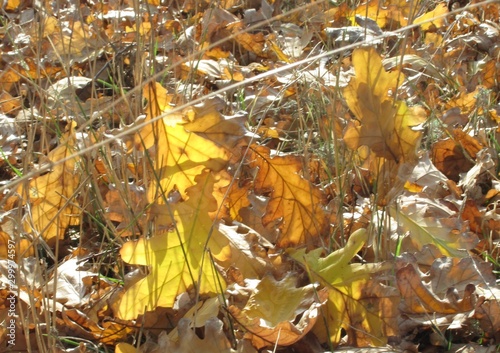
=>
[0,0,499,351]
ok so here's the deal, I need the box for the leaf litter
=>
[0,0,499,351]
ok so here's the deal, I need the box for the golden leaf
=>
[343,47,426,162]
[20,122,82,246]
[135,83,229,202]
[117,171,229,320]
[289,229,398,347]
[351,0,389,28]
[229,274,327,349]
[413,3,448,31]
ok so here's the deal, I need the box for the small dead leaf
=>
[397,263,477,314]
[431,129,483,181]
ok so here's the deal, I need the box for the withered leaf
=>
[246,144,329,248]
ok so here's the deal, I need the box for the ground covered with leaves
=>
[0,0,499,351]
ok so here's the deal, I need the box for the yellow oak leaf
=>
[183,100,254,159]
[413,3,448,31]
[134,83,229,203]
[20,122,82,246]
[351,0,390,28]
[4,0,20,11]
[114,343,137,353]
[246,145,329,248]
[288,229,398,347]
[117,171,229,320]
[228,274,327,349]
[343,47,426,162]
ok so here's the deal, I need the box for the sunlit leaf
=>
[229,274,327,349]
[350,0,390,28]
[20,122,82,245]
[413,3,448,31]
[135,82,229,202]
[343,47,426,162]
[117,171,229,320]
[246,145,329,248]
[289,229,398,347]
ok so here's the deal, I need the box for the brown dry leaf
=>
[395,252,496,330]
[397,263,477,315]
[218,223,278,280]
[472,286,500,343]
[0,68,21,93]
[104,182,147,237]
[390,194,478,257]
[446,87,482,115]
[399,152,449,197]
[229,274,327,349]
[479,60,500,89]
[227,22,267,57]
[246,145,329,248]
[353,148,401,205]
[48,21,103,63]
[46,258,96,307]
[126,20,152,38]
[239,193,278,243]
[343,47,426,162]
[16,122,82,246]
[62,308,132,345]
[427,257,496,294]
[431,129,483,181]
[0,91,22,115]
[152,317,241,353]
[0,60,62,92]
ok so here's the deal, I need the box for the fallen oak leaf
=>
[134,82,229,203]
[413,3,449,31]
[8,122,82,246]
[246,144,329,248]
[116,171,229,320]
[389,194,478,257]
[289,229,398,347]
[397,264,477,314]
[228,274,328,349]
[343,47,426,162]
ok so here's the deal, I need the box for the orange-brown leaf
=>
[246,145,329,248]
